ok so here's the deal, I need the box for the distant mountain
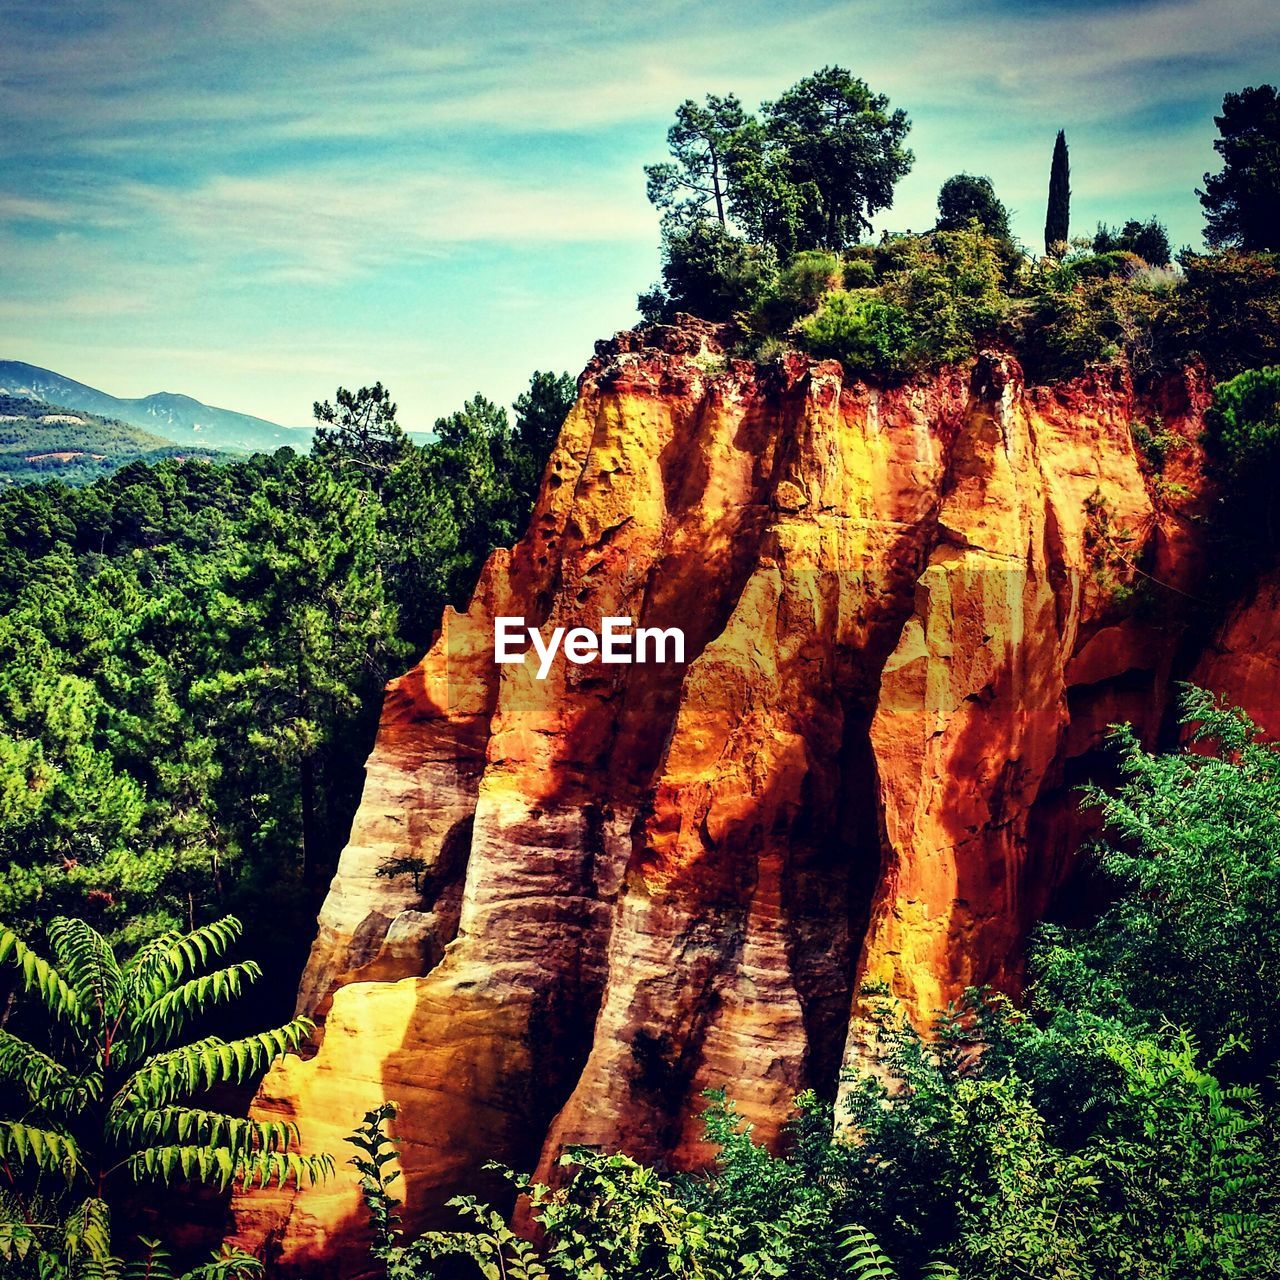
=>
[0,393,230,487]
[0,361,312,454]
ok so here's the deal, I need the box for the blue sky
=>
[2,0,1278,430]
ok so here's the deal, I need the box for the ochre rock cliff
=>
[233,320,1255,1274]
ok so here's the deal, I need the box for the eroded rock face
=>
[233,323,1247,1274]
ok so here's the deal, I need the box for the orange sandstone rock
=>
[233,324,1258,1275]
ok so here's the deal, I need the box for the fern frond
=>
[0,1120,81,1183]
[117,1019,313,1108]
[0,1027,75,1103]
[64,1196,113,1263]
[180,1245,264,1280]
[920,1264,960,1279]
[125,920,244,1007]
[135,963,262,1041]
[231,1149,335,1190]
[112,1107,298,1158]
[48,918,125,1023]
[126,1145,333,1191]
[122,931,184,1006]
[0,924,84,1028]
[839,1223,898,1280]
[123,1236,177,1280]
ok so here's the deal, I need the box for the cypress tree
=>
[1044,129,1070,254]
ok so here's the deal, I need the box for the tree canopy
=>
[643,67,912,273]
[935,173,1011,240]
[644,94,748,230]
[1200,84,1280,252]
[1092,217,1171,265]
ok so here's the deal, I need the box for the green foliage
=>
[935,174,1010,242]
[797,228,1004,376]
[1070,250,1145,280]
[0,451,402,950]
[877,228,1005,365]
[644,95,747,231]
[0,915,328,1272]
[1199,84,1280,252]
[513,372,578,491]
[773,250,841,318]
[375,855,434,896]
[840,257,875,289]
[1129,415,1181,472]
[643,220,779,323]
[350,1101,833,1280]
[1092,218,1171,266]
[1022,266,1170,380]
[0,368,568,956]
[1210,363,1280,466]
[1,1205,263,1280]
[740,67,914,255]
[830,987,1280,1279]
[837,1225,896,1280]
[1160,249,1280,376]
[346,1103,409,1275]
[797,290,913,376]
[312,382,411,490]
[1045,129,1071,254]
[1034,687,1280,1079]
[642,67,911,313]
[636,73,1280,396]
[347,1103,553,1280]
[1204,365,1280,556]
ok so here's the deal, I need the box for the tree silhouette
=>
[1044,130,1070,255]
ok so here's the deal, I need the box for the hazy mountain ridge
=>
[0,360,312,453]
[0,392,231,486]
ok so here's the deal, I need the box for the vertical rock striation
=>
[233,322,1259,1274]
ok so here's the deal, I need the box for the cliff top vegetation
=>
[638,69,1280,385]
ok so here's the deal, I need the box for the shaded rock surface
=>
[232,321,1268,1274]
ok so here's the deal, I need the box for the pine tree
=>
[1044,129,1070,255]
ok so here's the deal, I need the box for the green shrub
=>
[1034,687,1280,1080]
[879,227,1005,365]
[797,289,913,375]
[1024,274,1171,379]
[837,989,1280,1279]
[798,229,1006,376]
[1071,249,1144,279]
[1203,366,1280,565]
[644,221,779,323]
[749,248,842,333]
[1129,415,1181,471]
[1161,250,1280,375]
[777,250,841,312]
[1207,365,1280,475]
[841,257,876,288]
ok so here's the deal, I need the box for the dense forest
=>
[0,374,574,986]
[3,64,1280,1280]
